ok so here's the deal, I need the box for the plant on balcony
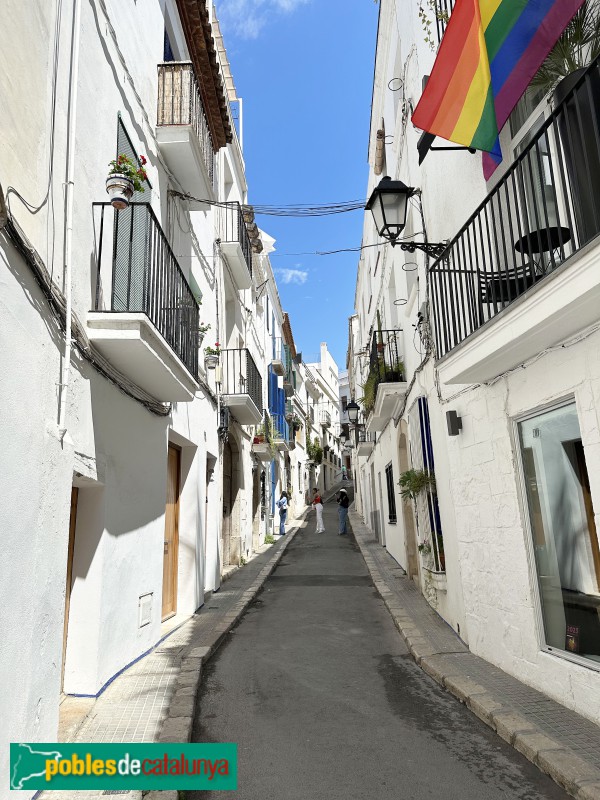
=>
[106,154,147,210]
[253,418,278,457]
[530,1,600,244]
[398,468,436,501]
[291,413,303,431]
[306,437,323,465]
[204,342,220,369]
[530,1,600,94]
[359,368,379,415]
[196,322,211,347]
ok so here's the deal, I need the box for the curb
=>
[349,510,600,800]
[157,511,308,746]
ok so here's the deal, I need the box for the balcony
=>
[320,410,331,428]
[356,431,375,457]
[270,412,290,452]
[220,348,263,424]
[156,62,215,206]
[219,202,253,290]
[282,343,295,397]
[89,203,199,401]
[271,337,285,376]
[364,330,407,432]
[431,58,600,384]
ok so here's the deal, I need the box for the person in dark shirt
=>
[337,488,349,535]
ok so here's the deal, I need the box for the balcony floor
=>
[366,381,408,432]
[221,241,252,290]
[156,125,214,208]
[86,312,199,401]
[222,393,262,425]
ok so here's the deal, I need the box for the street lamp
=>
[366,176,447,258]
[346,399,360,425]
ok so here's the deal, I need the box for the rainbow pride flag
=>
[412,0,584,176]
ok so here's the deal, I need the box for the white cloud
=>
[218,0,310,39]
[276,268,309,285]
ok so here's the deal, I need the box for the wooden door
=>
[62,487,78,691]
[162,446,181,620]
[222,442,232,566]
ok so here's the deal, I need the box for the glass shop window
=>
[519,402,600,665]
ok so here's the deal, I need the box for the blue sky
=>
[217,0,379,369]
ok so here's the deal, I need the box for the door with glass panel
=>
[518,402,600,663]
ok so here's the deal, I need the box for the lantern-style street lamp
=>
[346,399,360,425]
[366,176,447,258]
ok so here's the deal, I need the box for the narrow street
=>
[191,491,570,800]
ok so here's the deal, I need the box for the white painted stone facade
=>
[350,0,600,725]
[0,1,314,795]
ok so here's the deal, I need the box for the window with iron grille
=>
[385,463,397,524]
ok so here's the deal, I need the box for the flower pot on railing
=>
[204,353,219,370]
[106,173,134,210]
[106,153,147,211]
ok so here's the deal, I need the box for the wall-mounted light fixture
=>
[346,399,360,425]
[446,409,463,436]
[366,176,447,258]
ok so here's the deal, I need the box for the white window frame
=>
[512,394,600,673]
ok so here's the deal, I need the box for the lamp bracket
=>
[393,240,448,258]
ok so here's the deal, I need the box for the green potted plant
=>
[197,322,211,347]
[106,153,147,210]
[291,413,303,432]
[306,437,323,465]
[252,418,277,459]
[531,0,600,243]
[204,342,221,369]
[398,468,436,501]
[359,368,378,416]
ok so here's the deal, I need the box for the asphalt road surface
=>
[190,491,569,800]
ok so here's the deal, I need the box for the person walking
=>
[312,488,325,533]
[337,488,349,535]
[277,491,288,535]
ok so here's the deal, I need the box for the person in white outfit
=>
[312,488,325,533]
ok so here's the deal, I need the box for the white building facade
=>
[0,0,308,791]
[350,0,600,724]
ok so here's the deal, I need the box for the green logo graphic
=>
[10,743,237,791]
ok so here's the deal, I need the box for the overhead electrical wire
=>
[169,190,366,217]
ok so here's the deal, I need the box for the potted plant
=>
[106,153,148,210]
[531,1,600,244]
[197,322,211,348]
[292,413,303,432]
[252,419,277,460]
[306,437,323,465]
[398,468,436,501]
[204,342,221,369]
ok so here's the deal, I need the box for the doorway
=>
[222,441,233,565]
[162,445,181,620]
[62,487,79,692]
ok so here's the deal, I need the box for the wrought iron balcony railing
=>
[270,411,290,443]
[157,62,215,188]
[220,348,262,414]
[434,0,455,44]
[93,202,199,378]
[369,329,404,388]
[430,57,600,359]
[320,410,331,428]
[220,201,252,280]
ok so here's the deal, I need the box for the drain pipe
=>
[58,0,82,442]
